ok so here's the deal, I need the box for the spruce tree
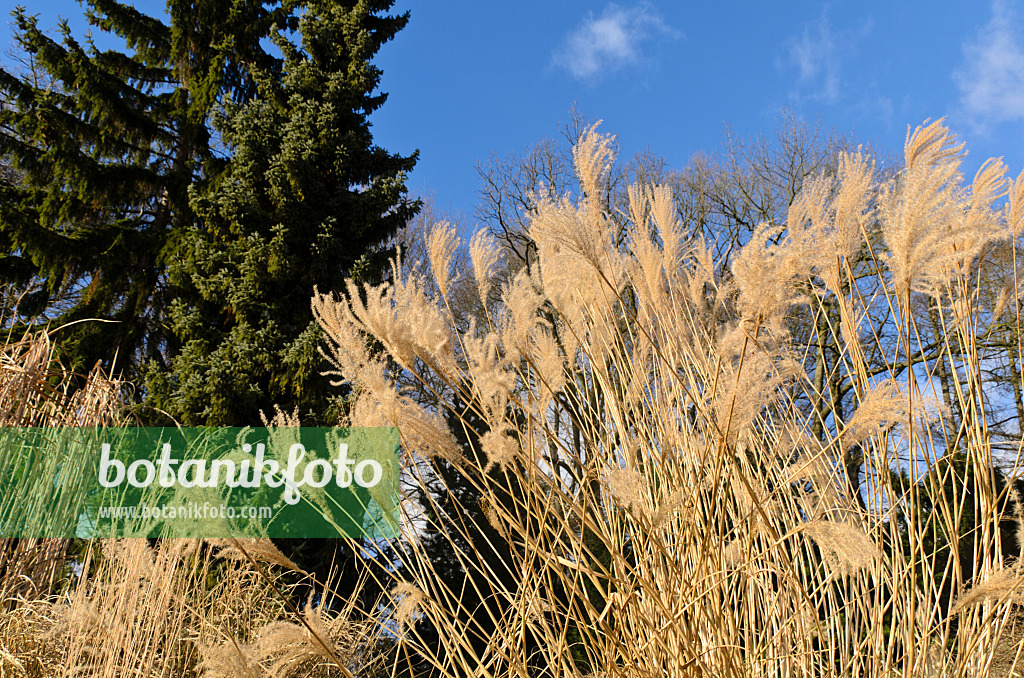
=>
[0,0,287,383]
[1,1,416,425]
[147,0,418,426]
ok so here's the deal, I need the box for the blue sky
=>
[5,1,1024,221]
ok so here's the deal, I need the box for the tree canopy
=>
[0,0,417,426]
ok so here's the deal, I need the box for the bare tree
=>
[475,106,669,271]
[668,109,854,271]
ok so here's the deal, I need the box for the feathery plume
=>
[803,519,879,574]
[880,118,1008,297]
[951,569,1024,614]
[1009,168,1024,239]
[481,430,518,472]
[790,149,874,294]
[426,221,461,300]
[469,228,502,312]
[840,379,909,452]
[311,286,378,385]
[731,223,807,323]
[340,261,456,375]
[198,636,258,678]
[251,596,368,678]
[573,122,615,210]
[604,467,647,512]
[650,184,684,269]
[529,325,567,396]
[499,268,546,357]
[392,582,425,635]
[350,376,461,462]
[829,150,875,262]
[463,325,513,425]
[207,538,306,575]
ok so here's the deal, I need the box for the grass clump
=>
[2,117,1024,677]
[312,118,1024,677]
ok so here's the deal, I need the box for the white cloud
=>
[784,14,840,104]
[954,0,1024,130]
[553,3,674,81]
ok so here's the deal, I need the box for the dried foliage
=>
[314,120,1024,677]
[0,333,390,678]
[3,117,1024,677]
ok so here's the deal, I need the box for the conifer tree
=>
[1,1,416,425]
[0,0,287,383]
[147,0,418,426]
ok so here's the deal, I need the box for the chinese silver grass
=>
[469,228,503,313]
[310,119,1024,678]
[880,118,1009,299]
[425,220,461,301]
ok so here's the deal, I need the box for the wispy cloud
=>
[954,0,1024,131]
[552,3,675,81]
[853,91,895,128]
[783,13,841,104]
